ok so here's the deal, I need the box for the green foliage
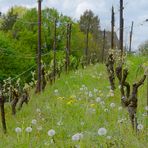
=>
[139,40,148,56]
[0,8,18,32]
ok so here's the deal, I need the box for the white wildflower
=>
[98,127,107,136]
[31,119,37,125]
[15,127,22,133]
[110,103,116,108]
[48,129,56,137]
[54,89,58,94]
[117,119,124,124]
[80,88,83,91]
[96,97,101,103]
[25,127,32,133]
[137,124,143,130]
[72,133,83,141]
[57,120,63,126]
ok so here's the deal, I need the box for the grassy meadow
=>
[0,55,147,148]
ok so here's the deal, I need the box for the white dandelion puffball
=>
[25,127,32,133]
[31,119,37,125]
[48,129,56,137]
[98,127,107,136]
[137,124,143,130]
[110,103,116,108]
[72,133,83,141]
[96,97,101,103]
[15,127,22,133]
[145,106,148,111]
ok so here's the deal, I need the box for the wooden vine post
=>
[105,5,116,91]
[65,23,71,72]
[36,0,42,93]
[102,29,106,63]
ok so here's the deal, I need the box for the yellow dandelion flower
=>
[90,104,96,108]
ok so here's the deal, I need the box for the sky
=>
[0,0,148,51]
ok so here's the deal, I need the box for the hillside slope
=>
[0,56,147,148]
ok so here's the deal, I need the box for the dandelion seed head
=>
[137,124,143,130]
[98,127,107,136]
[15,127,22,133]
[31,119,37,125]
[48,129,56,137]
[96,97,102,103]
[25,127,32,133]
[72,133,83,141]
[110,103,116,108]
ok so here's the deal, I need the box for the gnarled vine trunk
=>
[116,66,146,130]
[0,93,7,133]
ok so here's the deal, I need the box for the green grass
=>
[0,56,147,148]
